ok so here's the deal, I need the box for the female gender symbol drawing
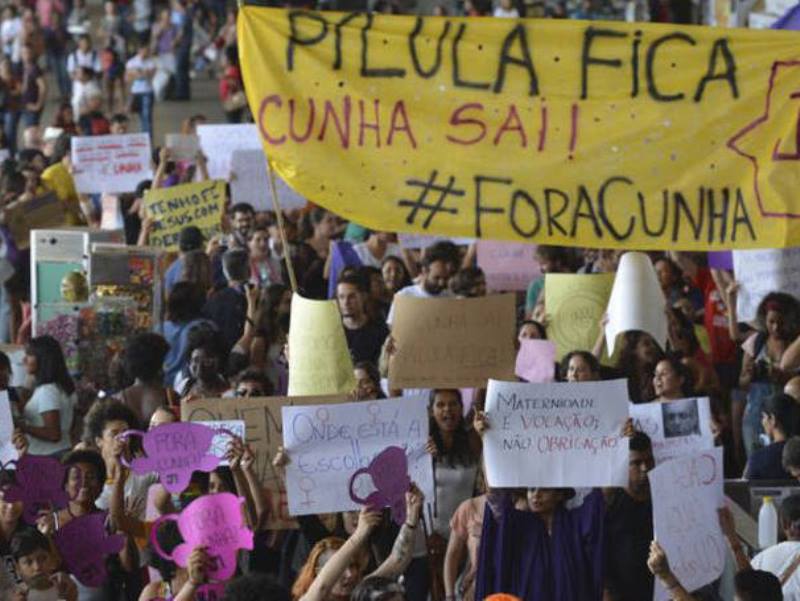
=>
[298,476,316,507]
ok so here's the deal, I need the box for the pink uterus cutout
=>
[349,446,411,525]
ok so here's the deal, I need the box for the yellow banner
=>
[239,8,800,250]
[144,180,226,251]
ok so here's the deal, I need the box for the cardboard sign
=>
[733,247,800,322]
[165,133,200,161]
[5,193,65,250]
[196,420,247,467]
[649,448,726,601]
[287,294,356,396]
[605,252,668,355]
[476,240,540,292]
[240,8,800,249]
[630,397,715,464]
[181,394,346,529]
[282,395,432,516]
[53,513,124,587]
[72,134,153,193]
[389,294,516,389]
[196,124,261,180]
[230,148,308,212]
[545,273,614,360]
[514,339,556,383]
[121,422,220,494]
[144,180,226,251]
[150,492,253,581]
[482,379,629,488]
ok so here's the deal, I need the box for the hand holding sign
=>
[349,446,411,525]
[3,454,69,523]
[119,422,221,494]
[53,512,125,587]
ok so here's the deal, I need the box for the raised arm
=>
[369,485,424,580]
[647,541,698,601]
[718,507,751,572]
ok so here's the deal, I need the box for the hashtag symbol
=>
[397,170,463,228]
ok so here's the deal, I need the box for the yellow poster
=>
[545,273,614,359]
[144,180,226,251]
[240,8,800,250]
[288,293,356,396]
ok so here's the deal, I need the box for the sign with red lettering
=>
[72,134,153,194]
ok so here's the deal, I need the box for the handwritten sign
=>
[282,395,433,516]
[230,149,308,212]
[630,397,715,464]
[5,193,64,250]
[514,339,556,383]
[0,391,17,465]
[733,248,800,321]
[72,133,152,194]
[181,394,346,529]
[649,447,725,601]
[288,294,356,396]
[3,454,69,523]
[545,273,614,360]
[53,512,124,587]
[151,492,253,581]
[122,422,220,494]
[165,133,199,161]
[476,241,540,292]
[196,124,261,180]
[389,294,516,389]
[605,252,667,355]
[197,420,246,467]
[482,379,629,488]
[240,8,800,250]
[144,180,226,251]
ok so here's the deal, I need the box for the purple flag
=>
[327,240,363,299]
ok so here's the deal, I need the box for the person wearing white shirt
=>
[352,231,404,269]
[752,493,800,600]
[19,336,76,457]
[66,34,101,79]
[125,43,156,136]
[0,7,20,59]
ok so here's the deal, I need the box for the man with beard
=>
[603,432,655,601]
[336,273,389,365]
[211,202,255,287]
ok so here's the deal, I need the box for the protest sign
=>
[397,234,472,249]
[241,8,800,250]
[5,193,65,250]
[482,379,629,487]
[53,513,124,587]
[197,420,246,466]
[389,294,516,389]
[144,180,226,251]
[649,447,725,601]
[477,241,540,291]
[72,133,152,193]
[151,493,253,581]
[281,395,433,516]
[165,133,200,160]
[545,273,614,359]
[733,247,800,321]
[230,149,308,212]
[349,446,411,525]
[605,252,667,355]
[196,124,261,179]
[0,345,25,388]
[630,397,715,463]
[0,391,16,465]
[288,294,356,396]
[121,422,220,494]
[515,339,556,383]
[100,194,124,231]
[181,393,346,529]
[4,454,69,524]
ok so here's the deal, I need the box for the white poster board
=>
[72,134,153,194]
[476,241,540,292]
[649,447,725,601]
[165,133,199,161]
[196,124,261,180]
[0,391,17,465]
[398,234,472,249]
[230,149,308,212]
[196,420,246,467]
[281,395,433,517]
[605,252,667,355]
[733,248,800,322]
[629,397,715,464]
[482,379,629,488]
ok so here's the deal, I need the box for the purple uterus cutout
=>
[150,492,253,581]
[53,512,125,587]
[2,454,70,524]
[349,446,411,525]
[120,422,221,494]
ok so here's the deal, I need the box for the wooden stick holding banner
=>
[267,164,297,293]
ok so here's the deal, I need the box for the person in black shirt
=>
[746,393,800,480]
[336,273,389,365]
[604,432,655,601]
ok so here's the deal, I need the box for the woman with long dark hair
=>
[19,335,75,456]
